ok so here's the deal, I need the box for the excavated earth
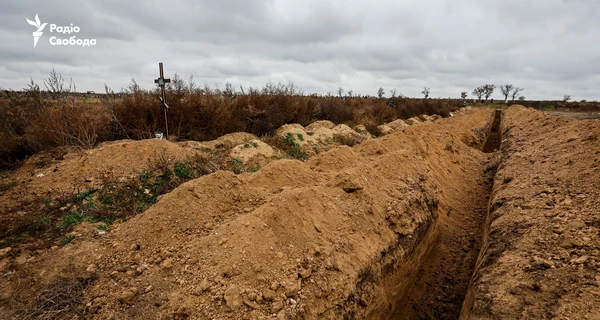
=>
[461,106,600,319]
[0,105,598,320]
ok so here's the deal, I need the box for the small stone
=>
[129,243,139,251]
[243,299,261,310]
[271,301,284,313]
[145,285,153,293]
[161,258,173,269]
[86,264,97,273]
[263,289,276,301]
[118,290,135,305]
[299,268,312,279]
[285,281,300,298]
[224,285,242,310]
[247,291,257,301]
[270,282,280,291]
[573,256,589,264]
[531,257,554,270]
[200,278,211,291]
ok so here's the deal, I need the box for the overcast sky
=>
[1,0,599,100]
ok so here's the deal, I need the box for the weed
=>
[232,157,243,167]
[99,195,114,205]
[243,143,251,148]
[57,211,86,230]
[231,157,244,173]
[282,133,309,160]
[139,171,153,183]
[59,234,76,246]
[174,162,192,179]
[249,167,260,172]
[307,132,315,136]
[75,188,96,202]
[296,133,304,141]
[252,142,259,148]
[81,200,95,210]
[38,216,51,225]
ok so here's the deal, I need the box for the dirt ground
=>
[461,106,600,319]
[0,107,492,319]
[1,105,597,320]
[543,111,600,120]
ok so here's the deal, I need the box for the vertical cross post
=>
[154,62,171,140]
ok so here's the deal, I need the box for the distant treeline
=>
[1,78,598,168]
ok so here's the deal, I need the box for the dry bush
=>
[0,77,465,168]
[19,276,94,320]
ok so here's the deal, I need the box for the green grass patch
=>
[56,211,86,230]
[59,234,76,246]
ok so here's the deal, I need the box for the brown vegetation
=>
[0,80,464,168]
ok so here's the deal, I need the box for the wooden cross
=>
[154,62,171,140]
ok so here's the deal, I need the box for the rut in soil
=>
[386,110,502,320]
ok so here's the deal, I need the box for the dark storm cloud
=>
[0,0,598,100]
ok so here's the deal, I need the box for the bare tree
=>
[337,87,344,98]
[377,87,385,98]
[346,90,353,98]
[124,78,141,93]
[390,88,397,98]
[187,74,196,94]
[511,87,524,101]
[460,91,468,100]
[482,84,496,101]
[500,84,514,103]
[472,86,484,100]
[563,95,571,102]
[44,68,73,94]
[422,87,430,99]
[518,96,526,101]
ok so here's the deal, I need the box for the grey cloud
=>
[0,0,598,100]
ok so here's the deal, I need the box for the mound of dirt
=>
[229,140,277,163]
[276,122,370,154]
[386,119,409,132]
[377,124,395,135]
[179,132,259,150]
[305,120,336,132]
[462,106,600,319]
[0,139,199,211]
[0,108,496,319]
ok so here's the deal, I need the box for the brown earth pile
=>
[0,108,494,319]
[462,106,600,319]
[0,139,199,212]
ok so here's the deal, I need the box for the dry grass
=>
[19,276,94,320]
[0,79,468,168]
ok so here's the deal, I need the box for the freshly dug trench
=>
[461,106,600,319]
[482,110,502,153]
[386,111,500,320]
[0,108,495,320]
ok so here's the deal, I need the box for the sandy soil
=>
[0,108,492,319]
[462,106,600,319]
[2,105,596,320]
